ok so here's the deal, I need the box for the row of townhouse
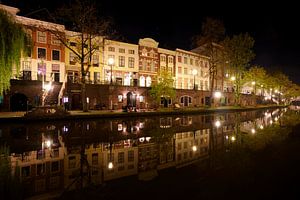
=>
[2,4,211,89]
[1,4,240,111]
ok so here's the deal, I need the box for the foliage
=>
[222,33,255,105]
[150,70,175,106]
[0,9,31,95]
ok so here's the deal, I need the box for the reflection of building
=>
[175,129,210,168]
[138,136,159,180]
[102,140,138,181]
[10,132,65,198]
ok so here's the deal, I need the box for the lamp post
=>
[108,57,114,84]
[192,69,197,90]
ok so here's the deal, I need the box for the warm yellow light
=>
[251,81,256,85]
[215,120,221,128]
[108,162,114,169]
[108,57,114,65]
[231,136,236,141]
[214,91,222,98]
[192,69,197,76]
[251,128,256,134]
[192,145,197,152]
[230,76,236,81]
[274,117,278,121]
[45,140,51,148]
[260,125,264,129]
[43,83,52,92]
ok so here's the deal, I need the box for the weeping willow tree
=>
[0,9,31,95]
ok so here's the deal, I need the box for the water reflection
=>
[0,108,297,198]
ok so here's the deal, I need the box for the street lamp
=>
[192,69,197,90]
[108,57,114,84]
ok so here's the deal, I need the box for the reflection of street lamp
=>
[192,69,197,90]
[108,57,114,84]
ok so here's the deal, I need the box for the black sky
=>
[2,0,300,84]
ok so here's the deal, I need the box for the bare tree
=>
[46,0,113,112]
[193,17,225,107]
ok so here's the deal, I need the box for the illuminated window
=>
[119,48,125,53]
[118,95,123,102]
[168,56,173,64]
[128,57,134,68]
[119,56,125,67]
[146,76,151,87]
[139,96,144,102]
[178,66,182,74]
[128,49,135,54]
[108,47,115,52]
[184,57,188,64]
[160,55,166,62]
[139,76,145,87]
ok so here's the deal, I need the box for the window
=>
[139,76,145,87]
[70,42,76,46]
[22,166,30,177]
[118,152,125,164]
[52,50,60,61]
[51,35,60,45]
[23,71,31,80]
[22,61,31,71]
[139,96,144,102]
[69,52,76,64]
[160,55,166,62]
[118,95,123,102]
[178,56,182,62]
[119,56,125,67]
[178,143,182,150]
[128,49,135,54]
[52,64,60,82]
[184,68,188,75]
[38,48,46,59]
[92,54,99,66]
[146,76,151,87]
[94,72,100,83]
[184,57,188,64]
[128,150,134,162]
[108,46,115,52]
[168,57,173,64]
[119,48,125,53]
[92,153,98,165]
[36,163,45,176]
[190,58,194,65]
[128,57,134,68]
[37,31,46,43]
[51,161,59,173]
[178,66,182,74]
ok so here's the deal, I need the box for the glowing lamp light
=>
[45,140,51,148]
[43,83,52,92]
[214,91,222,98]
[192,145,197,152]
[108,162,114,169]
[251,128,256,134]
[192,69,198,76]
[260,125,264,129]
[215,120,221,128]
[270,120,273,124]
[275,117,278,121]
[251,81,256,85]
[231,136,236,141]
[108,57,114,65]
[230,76,236,81]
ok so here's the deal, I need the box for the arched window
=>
[139,76,145,87]
[146,76,152,87]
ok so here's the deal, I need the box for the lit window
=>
[108,47,115,52]
[118,95,123,102]
[139,96,144,102]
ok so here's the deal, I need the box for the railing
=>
[58,74,67,105]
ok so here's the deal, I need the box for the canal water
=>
[1,108,300,199]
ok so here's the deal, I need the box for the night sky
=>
[2,0,300,84]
